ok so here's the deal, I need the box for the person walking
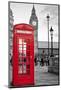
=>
[41,57,44,66]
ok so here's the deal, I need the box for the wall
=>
[38,48,59,56]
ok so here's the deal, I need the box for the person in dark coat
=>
[10,56,13,66]
[34,57,37,66]
[41,57,44,66]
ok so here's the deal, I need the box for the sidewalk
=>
[34,64,59,85]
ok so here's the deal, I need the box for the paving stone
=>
[34,64,59,85]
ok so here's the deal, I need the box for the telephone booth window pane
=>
[23,51,26,56]
[19,57,22,63]
[23,44,26,50]
[19,50,22,53]
[18,64,22,74]
[23,64,26,73]
[19,44,22,51]
[23,42,26,45]
[19,47,22,51]
[19,51,22,57]
[23,44,26,48]
[19,39,22,44]
[19,44,22,48]
[23,58,26,62]
[23,47,26,50]
[23,39,26,44]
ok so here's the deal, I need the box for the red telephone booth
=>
[12,24,34,86]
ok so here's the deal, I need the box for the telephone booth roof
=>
[13,23,34,31]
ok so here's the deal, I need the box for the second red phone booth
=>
[12,24,34,86]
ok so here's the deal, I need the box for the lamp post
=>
[50,27,54,57]
[46,14,50,65]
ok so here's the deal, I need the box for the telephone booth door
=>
[13,24,34,86]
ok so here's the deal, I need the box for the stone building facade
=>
[9,8,14,61]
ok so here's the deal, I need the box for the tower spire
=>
[32,4,35,14]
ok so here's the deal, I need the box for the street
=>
[34,62,59,85]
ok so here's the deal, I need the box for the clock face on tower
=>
[32,21,36,26]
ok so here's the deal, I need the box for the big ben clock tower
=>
[29,5,38,57]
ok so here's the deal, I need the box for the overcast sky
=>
[10,2,59,42]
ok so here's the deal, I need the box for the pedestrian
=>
[10,56,13,66]
[41,57,44,66]
[34,57,37,66]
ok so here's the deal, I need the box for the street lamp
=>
[50,27,54,57]
[46,14,50,65]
